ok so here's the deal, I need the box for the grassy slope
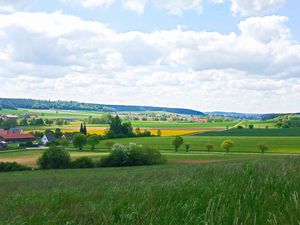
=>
[1,157,300,225]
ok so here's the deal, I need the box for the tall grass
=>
[0,157,300,224]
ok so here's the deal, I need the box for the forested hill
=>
[0,98,205,116]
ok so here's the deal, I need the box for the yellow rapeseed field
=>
[25,128,204,136]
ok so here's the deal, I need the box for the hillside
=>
[0,98,205,116]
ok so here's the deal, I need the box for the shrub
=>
[99,143,166,167]
[249,125,254,129]
[0,162,32,172]
[37,146,71,169]
[71,157,94,168]
[19,142,38,148]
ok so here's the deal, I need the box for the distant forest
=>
[0,98,205,116]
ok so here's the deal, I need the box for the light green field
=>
[1,157,300,224]
[0,108,103,119]
[130,121,238,128]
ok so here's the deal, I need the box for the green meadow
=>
[1,157,300,225]
[91,136,300,153]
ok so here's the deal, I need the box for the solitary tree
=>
[87,135,99,151]
[221,140,234,153]
[83,123,87,135]
[205,143,214,152]
[72,133,87,151]
[172,136,184,152]
[257,144,269,154]
[185,143,191,152]
[157,129,162,137]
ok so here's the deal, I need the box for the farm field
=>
[1,157,300,225]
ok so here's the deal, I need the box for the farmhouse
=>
[0,129,35,143]
[41,133,57,145]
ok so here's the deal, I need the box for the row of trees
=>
[19,118,69,126]
[171,136,269,154]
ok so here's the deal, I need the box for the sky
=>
[0,0,299,113]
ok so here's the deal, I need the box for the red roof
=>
[0,130,35,140]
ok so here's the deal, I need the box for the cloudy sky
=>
[0,0,299,113]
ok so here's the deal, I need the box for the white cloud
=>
[152,0,203,15]
[231,0,285,16]
[238,16,290,43]
[122,0,147,14]
[62,0,221,15]
[0,12,299,112]
[62,0,115,8]
[0,0,35,13]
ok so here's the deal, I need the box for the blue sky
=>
[0,0,300,113]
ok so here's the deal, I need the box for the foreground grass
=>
[1,157,300,225]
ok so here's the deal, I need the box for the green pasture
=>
[92,136,300,153]
[196,128,300,137]
[1,157,300,224]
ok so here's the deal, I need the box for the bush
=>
[71,157,94,168]
[99,143,166,167]
[19,142,39,148]
[0,162,31,172]
[37,146,71,169]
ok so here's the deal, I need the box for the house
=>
[62,133,73,140]
[0,129,35,143]
[0,114,19,120]
[41,133,57,145]
[9,128,24,134]
[193,117,209,123]
[0,141,7,150]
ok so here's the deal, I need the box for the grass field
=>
[196,128,300,137]
[89,136,300,153]
[1,157,300,224]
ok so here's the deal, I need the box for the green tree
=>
[172,136,184,152]
[54,128,63,139]
[87,135,99,150]
[72,133,87,150]
[205,143,214,152]
[157,129,162,137]
[185,143,191,152]
[257,144,269,154]
[221,140,234,153]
